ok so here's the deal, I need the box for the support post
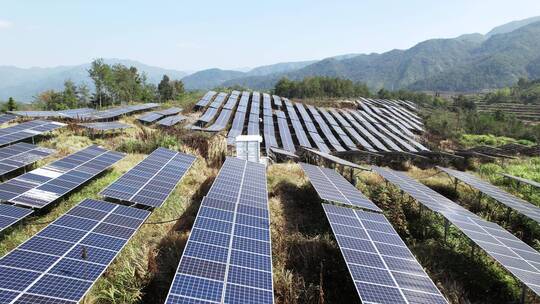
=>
[520,283,526,304]
[453,178,459,193]
[506,207,512,224]
[444,218,449,243]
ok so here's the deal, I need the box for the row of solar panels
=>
[137,107,187,127]
[193,91,428,155]
[301,161,540,302]
[0,147,198,303]
[165,157,274,303]
[9,103,159,121]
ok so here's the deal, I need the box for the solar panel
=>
[276,114,295,153]
[438,167,540,224]
[196,91,218,108]
[373,167,540,297]
[247,120,260,136]
[158,115,186,127]
[157,107,182,116]
[263,116,278,152]
[0,145,124,208]
[88,103,159,121]
[101,148,196,208]
[164,157,274,304]
[354,110,421,152]
[339,110,389,152]
[303,148,368,170]
[0,198,150,303]
[272,95,282,107]
[502,173,540,189]
[329,109,376,152]
[0,114,16,125]
[205,109,233,132]
[209,92,228,109]
[262,93,272,110]
[309,111,346,152]
[197,107,219,124]
[285,102,300,121]
[300,163,381,211]
[138,112,164,123]
[0,120,66,148]
[0,204,33,233]
[348,110,403,152]
[223,91,240,110]
[290,118,312,148]
[323,204,448,304]
[78,122,132,131]
[319,108,358,151]
[227,109,247,145]
[0,143,55,177]
[309,132,332,154]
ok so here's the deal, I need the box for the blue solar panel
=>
[0,199,150,303]
[0,145,124,208]
[300,163,381,212]
[323,204,448,304]
[101,147,196,208]
[0,204,33,233]
[0,143,55,177]
[165,157,273,304]
[373,167,540,297]
[0,120,65,148]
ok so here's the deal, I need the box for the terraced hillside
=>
[476,102,540,123]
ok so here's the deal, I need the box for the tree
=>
[158,75,173,101]
[77,83,91,106]
[88,58,111,108]
[6,97,17,111]
[62,80,78,108]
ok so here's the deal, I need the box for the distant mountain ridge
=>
[2,16,540,101]
[0,59,189,102]
[222,18,540,92]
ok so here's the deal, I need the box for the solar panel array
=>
[165,157,274,304]
[0,204,33,233]
[138,112,164,123]
[0,145,124,208]
[438,167,540,224]
[0,114,16,125]
[0,143,55,177]
[209,92,228,109]
[502,173,540,189]
[101,148,196,208]
[0,120,66,147]
[9,108,95,119]
[373,167,540,296]
[276,111,295,153]
[88,103,159,121]
[0,198,150,303]
[300,163,381,212]
[157,115,186,127]
[196,90,427,156]
[205,109,233,132]
[157,107,182,116]
[323,204,448,304]
[78,122,132,131]
[308,105,346,152]
[196,91,218,108]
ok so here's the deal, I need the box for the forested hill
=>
[224,20,540,92]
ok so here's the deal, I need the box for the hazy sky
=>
[1,0,539,71]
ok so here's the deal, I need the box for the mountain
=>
[245,60,318,77]
[0,59,188,102]
[486,16,540,38]
[181,61,318,90]
[223,18,540,92]
[181,68,245,90]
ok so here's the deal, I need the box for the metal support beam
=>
[520,283,526,304]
